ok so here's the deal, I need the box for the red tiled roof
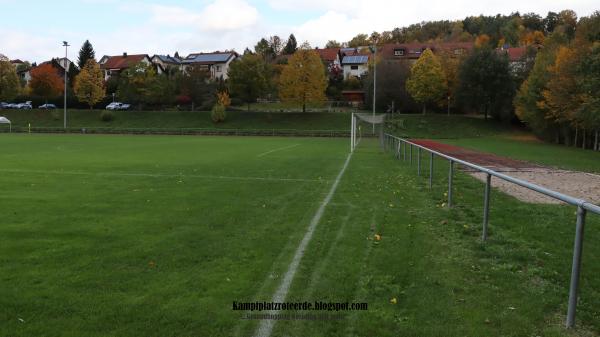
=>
[381,42,474,59]
[100,54,148,70]
[502,47,526,62]
[315,48,339,62]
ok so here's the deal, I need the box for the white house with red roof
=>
[99,53,164,81]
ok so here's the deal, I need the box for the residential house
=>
[498,45,540,73]
[315,48,340,66]
[341,54,370,79]
[181,52,238,80]
[151,54,182,72]
[380,42,474,64]
[99,53,163,81]
[10,59,32,84]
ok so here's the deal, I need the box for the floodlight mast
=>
[63,41,69,129]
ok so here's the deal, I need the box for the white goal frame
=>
[350,112,386,152]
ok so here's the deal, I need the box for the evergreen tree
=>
[77,40,96,70]
[283,34,297,55]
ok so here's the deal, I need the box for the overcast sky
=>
[1,0,597,63]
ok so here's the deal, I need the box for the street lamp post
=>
[371,45,377,134]
[62,41,69,129]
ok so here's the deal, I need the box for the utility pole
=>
[62,41,70,129]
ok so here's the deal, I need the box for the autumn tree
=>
[406,49,447,114]
[176,65,216,110]
[228,54,271,110]
[348,34,370,48]
[456,47,514,121]
[77,40,96,69]
[74,59,104,109]
[29,63,63,103]
[437,49,464,113]
[283,34,297,55]
[521,30,545,46]
[269,35,283,55]
[578,43,600,150]
[325,40,342,48]
[254,38,275,62]
[540,46,584,145]
[278,48,327,112]
[0,56,20,101]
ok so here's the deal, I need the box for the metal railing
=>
[383,133,600,329]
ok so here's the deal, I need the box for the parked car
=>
[0,102,8,109]
[38,103,57,109]
[16,101,32,109]
[106,102,131,110]
[6,103,18,109]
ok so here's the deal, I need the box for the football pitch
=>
[1,134,599,336]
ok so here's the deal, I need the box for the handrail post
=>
[566,206,587,328]
[482,173,491,241]
[417,147,421,176]
[448,160,454,208]
[429,152,434,189]
[396,140,401,159]
[410,144,413,165]
[403,141,407,161]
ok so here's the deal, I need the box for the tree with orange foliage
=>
[474,34,491,48]
[521,30,545,46]
[29,63,63,103]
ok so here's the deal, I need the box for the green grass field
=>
[1,134,599,336]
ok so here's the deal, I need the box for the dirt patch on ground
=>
[410,139,600,205]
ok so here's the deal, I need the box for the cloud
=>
[286,0,600,47]
[148,0,259,31]
[198,0,259,31]
[149,4,203,26]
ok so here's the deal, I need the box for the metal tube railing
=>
[383,133,600,329]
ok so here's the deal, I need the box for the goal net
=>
[350,113,386,152]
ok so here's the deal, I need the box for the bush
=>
[211,103,226,123]
[100,110,114,122]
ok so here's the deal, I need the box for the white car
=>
[17,101,32,109]
[106,102,131,110]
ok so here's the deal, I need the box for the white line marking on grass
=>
[256,144,300,157]
[0,168,326,183]
[254,152,353,337]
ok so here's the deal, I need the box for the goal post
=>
[351,113,386,152]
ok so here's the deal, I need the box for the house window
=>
[453,48,463,55]
[351,65,359,70]
[216,65,221,71]
[394,49,405,56]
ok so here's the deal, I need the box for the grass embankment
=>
[1,135,599,336]
[0,109,351,131]
[0,110,515,135]
[386,114,513,139]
